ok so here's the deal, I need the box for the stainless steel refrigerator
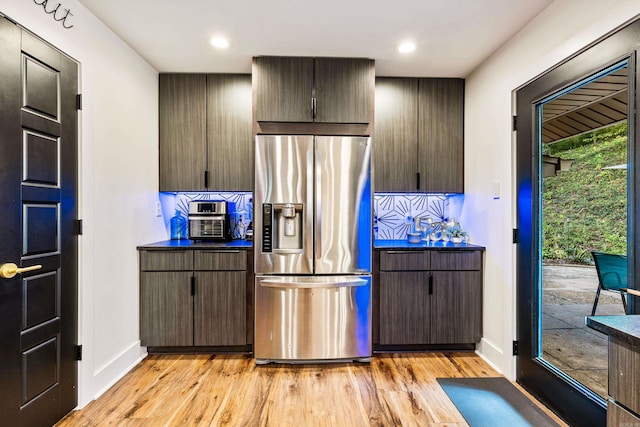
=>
[254,135,372,363]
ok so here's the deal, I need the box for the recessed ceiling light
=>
[210,37,230,49]
[397,42,416,53]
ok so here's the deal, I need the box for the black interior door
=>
[515,17,640,427]
[0,16,79,426]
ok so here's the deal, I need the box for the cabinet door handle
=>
[203,250,240,254]
[428,274,433,295]
[416,172,420,191]
[204,170,209,189]
[311,97,317,118]
[191,276,195,295]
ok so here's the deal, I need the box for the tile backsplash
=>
[374,193,463,240]
[160,192,463,240]
[159,192,253,239]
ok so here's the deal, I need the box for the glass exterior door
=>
[515,17,640,424]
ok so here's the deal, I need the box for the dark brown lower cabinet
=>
[608,335,640,424]
[608,401,640,425]
[140,271,193,346]
[377,249,483,346]
[430,271,482,344]
[379,272,431,344]
[139,249,248,348]
[193,271,246,346]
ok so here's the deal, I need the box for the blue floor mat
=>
[437,377,561,427]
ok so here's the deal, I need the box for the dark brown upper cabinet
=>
[254,56,374,135]
[374,77,464,193]
[159,73,252,192]
[374,78,419,192]
[159,74,207,191]
[418,79,464,193]
[254,57,314,123]
[313,58,371,123]
[206,74,253,191]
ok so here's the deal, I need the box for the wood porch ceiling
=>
[542,67,628,144]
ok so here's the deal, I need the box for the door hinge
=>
[75,345,83,361]
[512,340,519,356]
[74,219,83,235]
[191,276,195,295]
[512,115,517,131]
[76,94,82,110]
[512,228,519,244]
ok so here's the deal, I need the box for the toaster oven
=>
[188,201,231,241]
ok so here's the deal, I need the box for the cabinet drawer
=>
[140,250,193,271]
[380,251,430,271]
[194,250,247,271]
[430,250,481,271]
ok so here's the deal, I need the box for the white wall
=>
[464,0,640,378]
[1,1,166,406]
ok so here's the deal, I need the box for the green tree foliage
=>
[542,122,627,263]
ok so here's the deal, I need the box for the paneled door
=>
[0,17,79,426]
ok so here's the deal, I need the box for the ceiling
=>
[78,0,553,77]
[542,66,628,144]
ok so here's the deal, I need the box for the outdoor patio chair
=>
[590,251,628,315]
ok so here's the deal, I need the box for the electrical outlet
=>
[155,202,162,217]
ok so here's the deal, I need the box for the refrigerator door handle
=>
[315,143,322,260]
[259,278,368,289]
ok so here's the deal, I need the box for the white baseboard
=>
[92,342,147,401]
[476,337,515,380]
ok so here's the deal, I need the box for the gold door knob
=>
[0,263,43,279]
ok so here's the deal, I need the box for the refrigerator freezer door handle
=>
[259,278,368,289]
[273,248,305,255]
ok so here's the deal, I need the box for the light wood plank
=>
[56,353,567,427]
[167,355,252,425]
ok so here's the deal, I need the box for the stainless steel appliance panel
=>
[188,200,231,241]
[188,216,229,240]
[254,275,371,362]
[315,136,371,274]
[189,200,229,214]
[254,135,314,274]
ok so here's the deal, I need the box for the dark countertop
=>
[374,239,485,250]
[137,239,253,250]
[138,239,483,251]
[586,315,640,346]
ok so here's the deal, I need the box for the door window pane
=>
[539,64,628,400]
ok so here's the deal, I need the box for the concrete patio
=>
[542,264,626,399]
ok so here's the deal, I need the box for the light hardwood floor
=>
[56,352,566,426]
